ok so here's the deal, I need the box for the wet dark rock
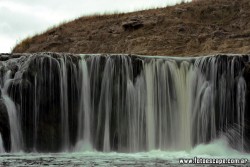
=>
[0,99,11,152]
[0,54,9,61]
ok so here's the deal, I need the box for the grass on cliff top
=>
[12,0,250,56]
[12,0,190,53]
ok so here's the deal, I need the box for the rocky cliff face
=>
[0,53,250,153]
[12,0,250,56]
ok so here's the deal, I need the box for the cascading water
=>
[0,62,23,152]
[0,53,249,153]
[0,133,5,153]
[59,57,70,150]
[75,55,92,151]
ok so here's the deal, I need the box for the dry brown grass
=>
[15,37,33,52]
[12,0,250,56]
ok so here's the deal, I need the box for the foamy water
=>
[0,138,249,167]
[0,134,5,153]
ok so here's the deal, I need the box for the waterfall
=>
[59,56,70,151]
[75,55,92,151]
[0,70,22,152]
[97,57,114,152]
[0,133,5,153]
[237,76,246,151]
[0,53,249,153]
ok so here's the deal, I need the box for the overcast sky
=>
[0,0,190,53]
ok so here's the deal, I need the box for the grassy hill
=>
[12,0,250,56]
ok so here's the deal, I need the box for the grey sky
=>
[0,0,190,53]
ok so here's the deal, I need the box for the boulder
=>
[122,17,144,31]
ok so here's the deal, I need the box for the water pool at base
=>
[0,138,249,167]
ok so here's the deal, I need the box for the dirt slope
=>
[12,0,250,56]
